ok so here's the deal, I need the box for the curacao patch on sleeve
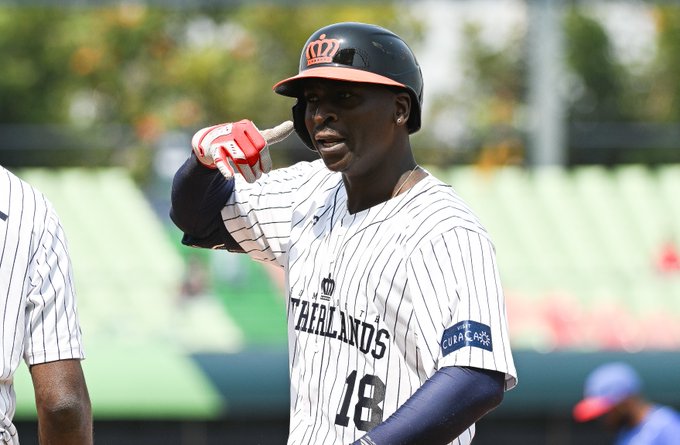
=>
[441,320,493,356]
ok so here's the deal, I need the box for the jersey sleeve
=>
[24,203,85,366]
[221,160,320,267]
[407,227,517,391]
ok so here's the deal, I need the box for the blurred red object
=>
[657,241,680,273]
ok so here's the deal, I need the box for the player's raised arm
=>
[169,120,293,250]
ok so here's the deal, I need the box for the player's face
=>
[302,79,408,176]
[600,402,634,431]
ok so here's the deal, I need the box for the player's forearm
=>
[170,153,235,237]
[354,366,505,445]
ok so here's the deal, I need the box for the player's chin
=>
[318,148,351,172]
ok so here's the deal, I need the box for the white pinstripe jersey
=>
[222,159,517,445]
[0,166,85,445]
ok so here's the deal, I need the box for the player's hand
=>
[191,119,294,183]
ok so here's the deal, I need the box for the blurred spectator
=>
[655,239,680,274]
[179,253,210,300]
[573,362,680,445]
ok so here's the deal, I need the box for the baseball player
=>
[574,362,680,445]
[170,22,517,445]
[1,165,92,445]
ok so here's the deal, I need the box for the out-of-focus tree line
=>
[0,3,679,179]
[438,4,680,168]
[0,4,416,177]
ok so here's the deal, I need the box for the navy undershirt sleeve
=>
[169,154,243,252]
[353,366,505,445]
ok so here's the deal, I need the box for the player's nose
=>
[311,100,337,125]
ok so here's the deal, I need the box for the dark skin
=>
[30,359,93,445]
[302,79,428,214]
[600,396,653,432]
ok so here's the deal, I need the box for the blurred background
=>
[2,0,679,444]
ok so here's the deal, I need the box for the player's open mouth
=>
[316,139,345,150]
[314,130,345,150]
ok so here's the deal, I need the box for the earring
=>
[397,116,403,124]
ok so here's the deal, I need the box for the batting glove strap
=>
[191,124,228,167]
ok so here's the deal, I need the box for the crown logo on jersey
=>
[320,273,336,301]
[306,34,341,66]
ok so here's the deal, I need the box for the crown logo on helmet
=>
[305,34,341,66]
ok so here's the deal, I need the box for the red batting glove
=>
[191,120,293,183]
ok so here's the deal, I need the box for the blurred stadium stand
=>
[8,164,680,444]
[436,164,680,352]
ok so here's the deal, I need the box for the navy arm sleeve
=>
[353,366,505,445]
[169,154,243,252]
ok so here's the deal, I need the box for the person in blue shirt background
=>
[573,361,680,445]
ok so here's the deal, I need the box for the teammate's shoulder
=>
[1,164,19,185]
[0,166,59,228]
[1,166,46,200]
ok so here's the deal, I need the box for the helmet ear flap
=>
[292,99,315,151]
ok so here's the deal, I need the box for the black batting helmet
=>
[273,22,424,150]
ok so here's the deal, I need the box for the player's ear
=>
[394,92,411,127]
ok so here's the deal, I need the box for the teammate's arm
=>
[353,366,504,445]
[30,360,92,445]
[25,205,92,444]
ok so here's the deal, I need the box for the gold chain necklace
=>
[391,165,420,198]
